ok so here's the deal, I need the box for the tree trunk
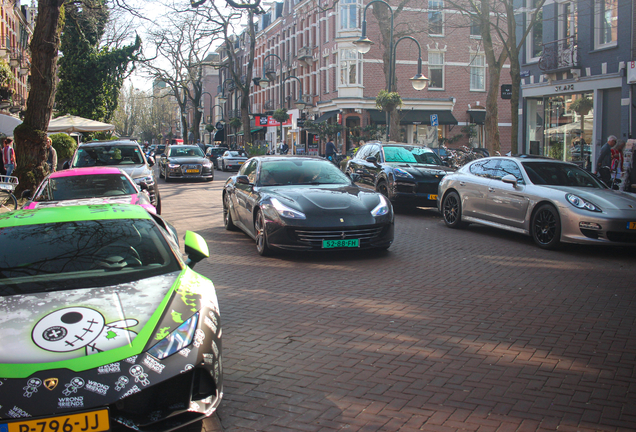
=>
[13,0,64,194]
[485,65,501,155]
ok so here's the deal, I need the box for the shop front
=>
[525,91,594,170]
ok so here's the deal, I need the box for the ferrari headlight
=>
[371,195,390,216]
[148,313,199,360]
[393,167,414,179]
[271,197,306,219]
[566,194,602,212]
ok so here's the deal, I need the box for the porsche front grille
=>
[292,226,384,246]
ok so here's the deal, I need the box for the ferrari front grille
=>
[292,226,384,246]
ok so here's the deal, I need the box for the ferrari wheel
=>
[531,203,561,250]
[223,193,237,231]
[442,191,466,228]
[254,209,272,256]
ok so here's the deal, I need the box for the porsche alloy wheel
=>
[254,209,272,256]
[442,191,466,228]
[531,204,561,250]
[223,193,237,231]
[376,181,389,199]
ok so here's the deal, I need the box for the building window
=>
[470,15,481,38]
[428,51,444,89]
[470,53,485,91]
[340,0,359,30]
[526,0,543,62]
[339,49,360,85]
[428,0,444,36]
[595,0,617,48]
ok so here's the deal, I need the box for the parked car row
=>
[220,140,636,253]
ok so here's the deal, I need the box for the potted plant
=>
[375,90,402,112]
[272,108,289,124]
[229,117,242,129]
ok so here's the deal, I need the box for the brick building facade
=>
[220,0,513,155]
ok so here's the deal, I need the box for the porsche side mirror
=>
[366,156,378,165]
[501,174,518,187]
[350,173,361,183]
[184,230,209,269]
[236,175,251,185]
[147,157,155,167]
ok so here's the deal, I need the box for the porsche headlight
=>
[271,197,306,219]
[566,194,602,212]
[393,167,414,179]
[371,195,390,217]
[148,313,199,360]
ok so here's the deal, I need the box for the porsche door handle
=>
[489,187,495,192]
[459,181,466,186]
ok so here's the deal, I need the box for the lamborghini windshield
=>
[0,219,180,294]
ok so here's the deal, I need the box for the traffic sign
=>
[215,122,224,130]
[430,114,438,127]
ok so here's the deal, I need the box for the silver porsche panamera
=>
[437,156,636,249]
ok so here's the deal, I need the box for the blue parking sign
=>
[430,114,438,127]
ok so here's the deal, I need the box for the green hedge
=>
[50,133,77,159]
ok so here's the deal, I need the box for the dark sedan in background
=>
[205,146,229,169]
[158,145,214,182]
[223,156,394,256]
[345,142,453,208]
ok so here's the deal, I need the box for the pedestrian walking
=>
[46,137,57,172]
[596,135,616,186]
[2,137,16,177]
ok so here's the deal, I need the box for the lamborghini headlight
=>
[148,313,199,360]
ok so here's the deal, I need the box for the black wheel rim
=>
[534,209,556,244]
[255,212,266,252]
[443,195,458,224]
[379,184,388,198]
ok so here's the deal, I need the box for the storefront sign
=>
[256,115,292,127]
[501,84,512,99]
[628,62,636,84]
[554,84,574,93]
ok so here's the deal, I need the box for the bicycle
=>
[0,175,19,213]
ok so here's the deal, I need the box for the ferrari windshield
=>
[34,174,138,201]
[0,219,181,294]
[383,146,443,165]
[169,146,205,158]
[522,162,606,188]
[72,145,145,167]
[259,159,351,186]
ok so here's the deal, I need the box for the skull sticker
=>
[129,365,150,386]
[23,378,42,398]
[62,377,85,396]
[32,307,138,355]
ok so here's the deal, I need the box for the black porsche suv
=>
[66,140,162,213]
[345,141,453,209]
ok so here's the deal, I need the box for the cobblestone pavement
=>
[159,169,636,432]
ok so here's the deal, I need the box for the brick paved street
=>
[159,169,636,432]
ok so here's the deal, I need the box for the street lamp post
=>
[258,54,306,153]
[354,1,429,139]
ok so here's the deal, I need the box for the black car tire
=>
[531,203,561,250]
[223,193,237,231]
[154,189,162,215]
[221,161,226,172]
[165,171,172,182]
[442,191,467,229]
[255,209,272,256]
[158,166,164,179]
[376,181,389,199]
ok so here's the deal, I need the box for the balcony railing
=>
[538,36,578,72]
[297,47,313,61]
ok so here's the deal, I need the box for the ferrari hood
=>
[267,185,378,215]
[0,272,180,365]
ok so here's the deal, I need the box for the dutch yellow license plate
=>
[628,222,636,230]
[2,409,109,432]
[238,162,244,165]
[428,194,438,200]
[185,169,199,173]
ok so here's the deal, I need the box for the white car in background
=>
[218,150,248,171]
